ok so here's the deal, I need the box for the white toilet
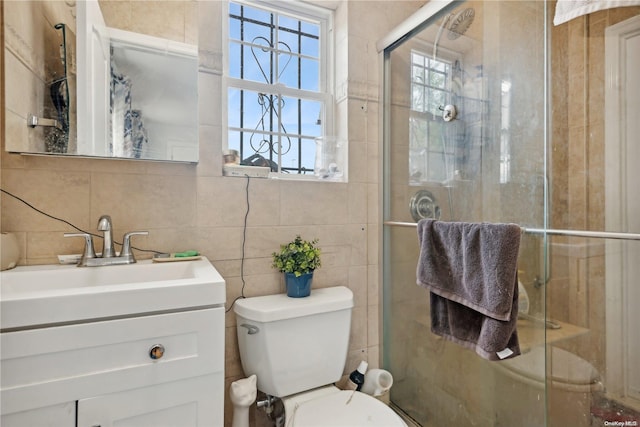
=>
[234,286,407,427]
[492,345,603,426]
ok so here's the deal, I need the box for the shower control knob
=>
[442,104,457,122]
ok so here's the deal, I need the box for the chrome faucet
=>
[97,215,116,258]
[64,215,148,267]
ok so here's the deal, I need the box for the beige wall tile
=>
[130,2,188,43]
[198,73,221,127]
[279,181,348,225]
[198,0,223,53]
[90,172,198,230]
[2,169,91,232]
[349,305,368,351]
[348,265,368,307]
[99,1,133,31]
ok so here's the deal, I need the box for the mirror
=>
[4,0,199,162]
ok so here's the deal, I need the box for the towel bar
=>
[384,221,640,241]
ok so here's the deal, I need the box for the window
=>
[226,0,332,176]
[409,51,455,184]
[500,79,512,184]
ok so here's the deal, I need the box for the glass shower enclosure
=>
[382,1,640,426]
[382,1,548,426]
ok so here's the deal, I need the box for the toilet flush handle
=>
[240,324,259,335]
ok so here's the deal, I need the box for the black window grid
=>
[229,3,320,174]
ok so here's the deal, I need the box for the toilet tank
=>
[234,286,353,397]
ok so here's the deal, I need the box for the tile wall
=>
[548,3,640,378]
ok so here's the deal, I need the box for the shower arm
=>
[383,221,640,241]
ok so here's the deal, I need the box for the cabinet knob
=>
[149,344,165,360]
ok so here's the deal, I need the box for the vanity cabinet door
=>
[1,402,75,427]
[2,308,224,422]
[77,373,221,427]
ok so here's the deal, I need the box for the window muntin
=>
[226,1,330,176]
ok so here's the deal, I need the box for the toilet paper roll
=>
[361,369,393,397]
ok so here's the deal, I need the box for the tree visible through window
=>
[227,1,330,175]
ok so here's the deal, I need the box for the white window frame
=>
[222,0,334,179]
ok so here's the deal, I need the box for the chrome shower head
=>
[447,8,475,40]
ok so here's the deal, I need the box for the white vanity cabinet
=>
[1,308,224,427]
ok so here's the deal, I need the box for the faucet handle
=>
[64,233,97,261]
[120,231,149,260]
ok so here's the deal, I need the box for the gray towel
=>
[416,219,521,361]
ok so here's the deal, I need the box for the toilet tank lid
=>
[234,286,354,322]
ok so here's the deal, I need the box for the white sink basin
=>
[0,258,226,330]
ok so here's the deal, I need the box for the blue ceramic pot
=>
[285,272,313,298]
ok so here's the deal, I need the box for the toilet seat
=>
[282,386,407,427]
[496,346,602,392]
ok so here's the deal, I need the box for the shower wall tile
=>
[608,6,640,25]
[567,125,587,229]
[587,25,606,128]
[587,122,605,229]
[550,5,640,398]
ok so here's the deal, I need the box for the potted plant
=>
[272,235,321,298]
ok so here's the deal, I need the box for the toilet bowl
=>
[234,286,406,427]
[282,385,406,426]
[493,345,602,426]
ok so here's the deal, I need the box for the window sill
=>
[268,172,345,183]
[222,171,346,183]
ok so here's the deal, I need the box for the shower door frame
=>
[379,0,458,382]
